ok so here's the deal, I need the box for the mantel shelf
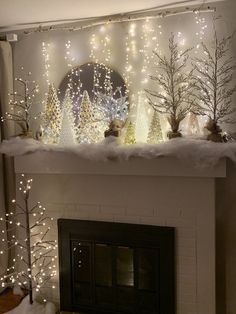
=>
[14,151,226,178]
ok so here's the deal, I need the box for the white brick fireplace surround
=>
[14,152,226,314]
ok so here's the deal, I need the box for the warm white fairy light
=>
[42,42,51,85]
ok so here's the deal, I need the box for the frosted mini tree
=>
[59,89,77,145]
[146,33,195,139]
[0,174,57,305]
[124,121,136,145]
[1,76,39,137]
[192,31,236,142]
[147,110,163,144]
[43,84,62,143]
[187,112,200,136]
[59,109,77,146]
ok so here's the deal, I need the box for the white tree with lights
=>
[146,33,196,139]
[192,31,236,142]
[0,174,57,305]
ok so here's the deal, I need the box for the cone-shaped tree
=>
[124,121,136,145]
[43,84,62,143]
[147,110,163,143]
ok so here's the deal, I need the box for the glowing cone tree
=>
[124,121,136,145]
[0,175,57,305]
[147,110,163,144]
[42,84,62,143]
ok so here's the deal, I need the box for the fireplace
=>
[58,219,175,314]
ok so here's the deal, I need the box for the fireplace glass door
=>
[58,219,174,314]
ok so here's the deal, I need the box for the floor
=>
[0,288,24,314]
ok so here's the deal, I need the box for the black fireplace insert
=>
[58,219,175,314]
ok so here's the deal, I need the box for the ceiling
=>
[0,0,224,31]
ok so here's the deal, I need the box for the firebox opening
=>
[58,219,175,314]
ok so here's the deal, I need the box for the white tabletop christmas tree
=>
[147,110,163,144]
[42,84,62,144]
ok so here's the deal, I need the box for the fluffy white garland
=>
[1,136,236,167]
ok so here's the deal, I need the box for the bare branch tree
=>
[146,33,196,139]
[192,31,236,142]
[1,76,40,137]
[0,175,57,305]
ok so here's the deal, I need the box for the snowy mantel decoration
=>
[0,136,235,168]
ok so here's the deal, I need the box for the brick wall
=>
[16,173,216,314]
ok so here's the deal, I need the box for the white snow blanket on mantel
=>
[1,136,236,167]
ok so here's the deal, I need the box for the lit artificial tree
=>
[59,88,77,145]
[124,121,136,145]
[0,174,57,305]
[147,110,163,144]
[135,92,149,143]
[192,31,236,142]
[59,109,77,146]
[186,112,200,136]
[146,33,195,139]
[78,90,96,143]
[42,84,62,144]
[96,85,129,123]
[1,76,39,137]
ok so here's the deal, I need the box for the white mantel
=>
[14,151,226,177]
[14,152,226,314]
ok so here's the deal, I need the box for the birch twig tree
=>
[0,175,57,304]
[192,31,236,142]
[146,33,195,139]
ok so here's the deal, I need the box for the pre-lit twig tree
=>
[146,33,196,139]
[0,174,57,305]
[192,31,236,142]
[1,76,39,137]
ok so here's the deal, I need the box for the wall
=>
[9,0,236,313]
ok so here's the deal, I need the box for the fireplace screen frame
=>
[58,219,175,314]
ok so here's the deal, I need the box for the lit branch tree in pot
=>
[0,175,57,306]
[192,31,236,142]
[1,75,40,138]
[146,33,196,139]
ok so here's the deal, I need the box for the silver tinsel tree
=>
[146,33,195,139]
[192,31,236,142]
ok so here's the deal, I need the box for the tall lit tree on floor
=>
[146,33,195,139]
[0,174,57,305]
[42,84,62,144]
[1,75,39,137]
[192,31,236,142]
[147,110,163,144]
